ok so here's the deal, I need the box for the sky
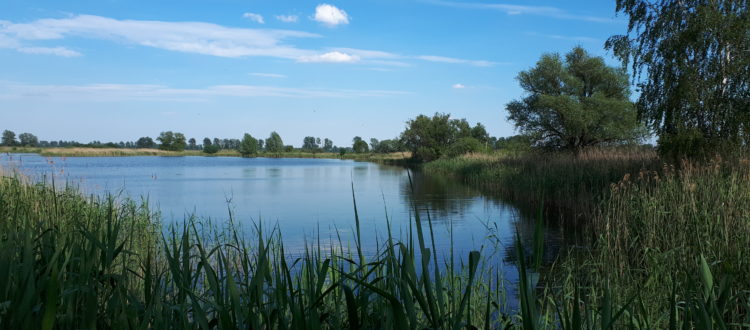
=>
[0,0,629,147]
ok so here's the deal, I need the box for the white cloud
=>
[313,4,350,26]
[0,14,319,59]
[0,81,408,101]
[452,83,466,89]
[426,0,618,23]
[276,15,299,23]
[416,55,496,67]
[0,15,498,67]
[17,46,81,57]
[526,32,600,43]
[298,51,359,63]
[250,72,286,78]
[242,13,265,24]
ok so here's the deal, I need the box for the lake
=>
[0,153,559,285]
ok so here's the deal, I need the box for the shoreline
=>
[0,146,415,164]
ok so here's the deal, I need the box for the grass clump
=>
[424,148,659,222]
[576,158,750,326]
[0,174,514,329]
[1,167,747,328]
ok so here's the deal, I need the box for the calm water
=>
[1,153,557,284]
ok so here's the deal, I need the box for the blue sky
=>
[0,0,628,147]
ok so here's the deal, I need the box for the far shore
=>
[0,146,413,163]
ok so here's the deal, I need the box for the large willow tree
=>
[607,0,750,156]
[506,47,643,153]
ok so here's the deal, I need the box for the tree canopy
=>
[136,137,155,149]
[157,131,187,151]
[400,113,485,161]
[2,130,17,146]
[265,132,284,153]
[606,0,750,157]
[506,47,643,152]
[239,133,259,157]
[18,133,39,147]
[302,136,320,151]
[352,136,369,153]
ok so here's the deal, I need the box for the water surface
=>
[1,153,550,285]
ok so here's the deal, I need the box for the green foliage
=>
[400,113,487,161]
[283,145,294,152]
[157,131,187,152]
[265,131,284,153]
[1,130,16,146]
[17,133,38,147]
[136,136,155,148]
[372,138,402,153]
[352,136,369,153]
[238,133,259,157]
[445,137,483,158]
[495,135,532,154]
[302,136,320,151]
[323,138,333,152]
[506,47,644,153]
[202,144,220,154]
[1,170,745,329]
[607,0,750,157]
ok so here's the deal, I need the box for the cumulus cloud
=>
[242,13,265,24]
[452,83,466,89]
[298,51,359,63]
[313,4,350,26]
[275,15,299,23]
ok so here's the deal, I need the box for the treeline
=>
[3,122,526,158]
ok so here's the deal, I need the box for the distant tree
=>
[202,138,212,147]
[175,133,187,151]
[258,139,265,150]
[369,138,380,151]
[495,135,532,152]
[203,145,220,154]
[188,138,197,150]
[607,0,750,158]
[239,133,259,157]
[352,136,369,153]
[2,130,17,146]
[470,123,490,145]
[283,145,294,152]
[506,47,643,153]
[18,133,38,147]
[213,138,221,149]
[445,137,483,157]
[323,138,333,152]
[157,131,186,151]
[136,137,155,149]
[400,113,481,161]
[302,136,319,151]
[265,132,284,153]
[373,139,401,153]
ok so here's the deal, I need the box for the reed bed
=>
[574,158,750,326]
[424,148,660,222]
[0,169,744,328]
